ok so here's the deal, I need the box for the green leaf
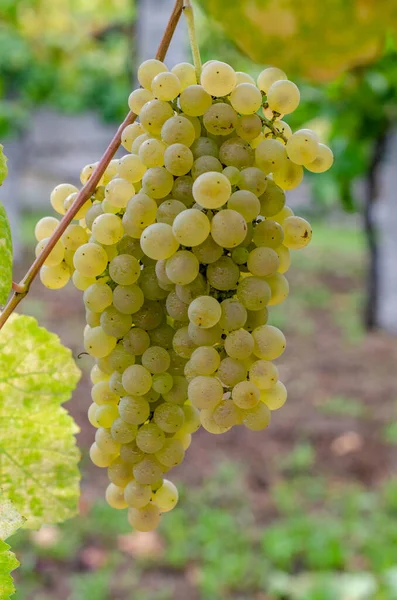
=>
[0,146,7,186]
[0,199,13,307]
[0,499,25,600]
[0,314,81,528]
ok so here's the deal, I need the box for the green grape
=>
[84,326,117,358]
[88,403,100,428]
[139,99,174,136]
[103,243,119,261]
[91,380,119,405]
[203,103,238,136]
[249,359,278,390]
[152,372,174,394]
[117,154,147,183]
[128,503,161,532]
[140,223,179,260]
[142,346,170,373]
[181,405,200,434]
[89,442,116,468]
[191,156,223,181]
[172,209,210,247]
[156,200,185,226]
[172,326,197,359]
[304,143,333,173]
[188,375,223,409]
[255,139,287,174]
[213,399,239,428]
[83,282,112,312]
[171,62,197,89]
[80,163,97,185]
[153,402,185,433]
[151,71,181,101]
[266,273,289,305]
[139,266,168,301]
[126,193,158,229]
[282,216,312,249]
[138,58,168,90]
[165,250,199,286]
[50,183,78,215]
[35,237,65,267]
[162,375,188,405]
[222,166,240,187]
[136,423,165,453]
[192,235,223,264]
[99,342,136,374]
[155,439,185,468]
[201,60,237,97]
[272,206,294,224]
[149,323,175,349]
[224,329,254,360]
[200,408,231,434]
[142,167,174,199]
[191,136,219,159]
[253,219,284,249]
[152,479,178,512]
[238,167,268,197]
[230,83,262,114]
[273,159,303,190]
[131,133,151,154]
[120,440,144,465]
[100,306,132,338]
[175,272,208,304]
[236,114,262,141]
[231,247,249,265]
[73,243,108,277]
[211,209,247,248]
[111,418,137,444]
[133,456,164,485]
[118,395,150,425]
[217,357,247,387]
[219,299,247,332]
[236,276,271,310]
[113,284,144,315]
[86,310,100,328]
[190,346,220,375]
[124,480,152,508]
[259,180,286,217]
[128,88,154,114]
[96,404,119,428]
[206,256,240,291]
[235,71,255,85]
[267,80,300,114]
[62,224,88,252]
[85,202,103,231]
[90,364,110,384]
[252,325,286,360]
[241,402,271,430]
[105,178,135,209]
[260,380,287,410]
[286,129,319,165]
[95,427,121,455]
[35,216,60,241]
[192,172,231,209]
[161,115,196,147]
[247,247,280,277]
[257,67,287,93]
[122,365,152,396]
[108,255,140,287]
[188,295,221,329]
[227,190,260,222]
[245,307,269,331]
[108,457,133,486]
[275,245,291,273]
[132,300,164,330]
[179,84,212,116]
[106,483,128,510]
[123,327,150,355]
[121,122,144,151]
[109,371,127,395]
[164,143,194,176]
[172,175,194,207]
[138,138,167,168]
[232,380,260,409]
[187,322,222,346]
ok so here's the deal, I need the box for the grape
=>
[257,67,287,93]
[191,156,223,181]
[118,395,150,425]
[171,62,197,89]
[247,247,280,277]
[111,418,137,444]
[217,357,247,387]
[153,402,184,433]
[109,254,140,286]
[84,326,117,358]
[83,281,112,312]
[123,327,150,355]
[190,346,220,375]
[188,375,223,409]
[50,183,78,215]
[139,266,168,300]
[219,137,254,170]
[187,322,222,346]
[91,381,119,405]
[286,129,319,165]
[96,404,119,428]
[138,58,168,89]
[200,409,231,434]
[192,236,223,265]
[201,61,237,97]
[232,246,248,265]
[239,167,268,197]
[124,193,158,231]
[273,206,294,224]
[249,360,278,390]
[261,381,287,410]
[108,457,133,486]
[136,423,165,453]
[165,250,199,285]
[241,402,271,431]
[266,273,289,306]
[138,138,166,168]
[95,427,120,455]
[207,256,240,291]
[236,277,271,311]
[128,503,161,532]
[245,307,269,331]
[128,88,154,114]
[102,343,135,374]
[132,300,164,330]
[140,223,179,260]
[164,143,194,176]
[151,71,181,101]
[232,380,260,409]
[222,166,241,186]
[203,103,238,136]
[211,210,247,248]
[90,442,116,468]
[74,243,108,277]
[188,295,221,329]
[255,139,287,174]
[267,80,300,114]
[100,306,132,338]
[273,159,304,190]
[91,364,110,384]
[219,299,247,332]
[230,83,262,114]
[213,399,239,428]
[142,346,170,373]
[122,365,152,396]
[172,175,194,207]
[140,99,174,136]
[86,310,101,327]
[148,321,175,349]
[153,479,178,512]
[275,245,291,273]
[179,84,212,116]
[124,480,152,508]
[113,284,144,314]
[259,180,286,217]
[236,114,262,142]
[252,325,286,360]
[156,200,186,225]
[253,219,284,249]
[121,122,144,151]
[62,224,88,251]
[182,404,201,433]
[161,115,196,147]
[120,440,144,465]
[172,326,197,359]
[224,329,254,360]
[191,136,219,159]
[35,238,65,267]
[283,216,312,249]
[88,403,100,428]
[235,71,255,85]
[131,133,151,155]
[227,190,260,222]
[105,483,128,509]
[35,216,60,241]
[118,154,147,183]
[152,372,174,394]
[305,143,334,173]
[172,209,210,247]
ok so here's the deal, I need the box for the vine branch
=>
[183,0,202,81]
[0,0,184,331]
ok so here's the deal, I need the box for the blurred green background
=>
[3,0,397,598]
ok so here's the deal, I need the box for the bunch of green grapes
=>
[35,59,332,532]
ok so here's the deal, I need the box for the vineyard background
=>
[2,0,397,598]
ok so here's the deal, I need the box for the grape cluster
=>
[36,60,332,532]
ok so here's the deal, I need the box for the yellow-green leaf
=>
[0,314,81,528]
[0,499,24,600]
[0,146,7,187]
[0,200,12,307]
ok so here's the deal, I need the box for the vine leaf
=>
[0,499,25,600]
[0,314,82,528]
[0,150,13,306]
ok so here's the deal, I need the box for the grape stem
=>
[261,116,287,143]
[183,0,202,81]
[0,0,184,331]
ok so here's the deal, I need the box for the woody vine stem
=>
[0,0,187,331]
